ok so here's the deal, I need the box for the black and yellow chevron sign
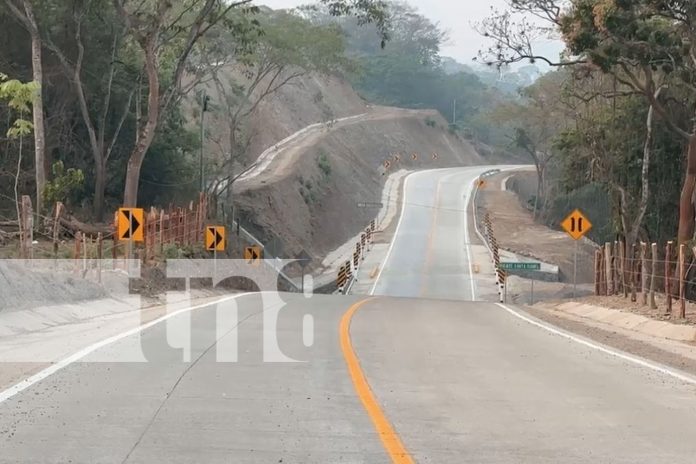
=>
[206,226,225,252]
[117,208,144,242]
[244,246,262,265]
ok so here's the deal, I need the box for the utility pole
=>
[200,91,209,193]
[452,98,457,126]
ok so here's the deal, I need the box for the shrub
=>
[317,151,331,177]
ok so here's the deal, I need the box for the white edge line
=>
[463,174,478,300]
[369,172,416,296]
[497,302,696,386]
[0,292,253,404]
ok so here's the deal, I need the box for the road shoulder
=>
[526,303,696,378]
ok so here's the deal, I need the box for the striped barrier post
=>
[337,264,348,293]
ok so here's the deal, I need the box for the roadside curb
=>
[536,301,696,343]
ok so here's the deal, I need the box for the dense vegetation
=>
[0,0,388,225]
[478,0,696,252]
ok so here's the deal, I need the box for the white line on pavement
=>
[0,293,253,405]
[369,172,418,296]
[497,302,696,386]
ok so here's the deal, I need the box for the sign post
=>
[561,209,593,298]
[296,249,312,293]
[117,208,144,275]
[499,262,541,304]
[244,246,262,266]
[206,226,226,281]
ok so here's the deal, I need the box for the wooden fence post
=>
[594,249,601,296]
[650,243,657,310]
[640,242,648,306]
[82,233,88,274]
[619,240,628,298]
[605,242,612,295]
[630,244,637,302]
[159,210,165,254]
[678,243,686,319]
[20,195,33,259]
[97,233,103,283]
[665,241,673,314]
[599,248,606,295]
[74,231,82,273]
[53,202,64,259]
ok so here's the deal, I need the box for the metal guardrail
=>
[231,218,301,293]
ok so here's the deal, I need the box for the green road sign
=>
[499,262,541,271]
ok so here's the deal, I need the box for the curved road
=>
[3,167,696,463]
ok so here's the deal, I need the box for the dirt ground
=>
[525,305,696,377]
[478,171,597,284]
[569,293,696,325]
[228,74,484,273]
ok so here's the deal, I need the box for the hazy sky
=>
[258,0,563,66]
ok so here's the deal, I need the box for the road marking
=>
[420,178,443,297]
[497,303,696,386]
[0,293,253,405]
[340,298,414,464]
[501,174,513,191]
[369,265,380,279]
[370,171,419,295]
[463,175,479,300]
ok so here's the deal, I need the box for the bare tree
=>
[46,7,134,220]
[4,0,46,215]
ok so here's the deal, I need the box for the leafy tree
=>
[205,9,353,207]
[113,0,390,207]
[4,0,46,215]
[479,0,696,247]
[0,72,37,237]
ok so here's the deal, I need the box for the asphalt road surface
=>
[4,167,696,463]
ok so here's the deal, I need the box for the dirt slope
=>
[196,68,485,268]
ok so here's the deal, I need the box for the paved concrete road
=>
[5,165,696,463]
[0,293,388,464]
[370,167,501,300]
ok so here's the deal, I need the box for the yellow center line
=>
[419,179,443,297]
[339,298,415,464]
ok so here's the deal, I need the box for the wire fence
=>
[594,240,696,319]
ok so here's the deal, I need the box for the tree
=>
[0,72,38,239]
[4,0,46,216]
[44,0,136,220]
[113,0,389,207]
[205,10,352,205]
[479,0,696,246]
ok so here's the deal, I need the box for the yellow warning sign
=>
[432,152,438,160]
[561,209,592,241]
[117,208,144,242]
[411,153,418,161]
[206,226,225,251]
[244,246,262,265]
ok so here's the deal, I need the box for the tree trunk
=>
[626,87,662,251]
[123,157,144,207]
[677,133,696,244]
[6,0,47,215]
[122,38,159,207]
[29,26,46,215]
[93,159,106,221]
